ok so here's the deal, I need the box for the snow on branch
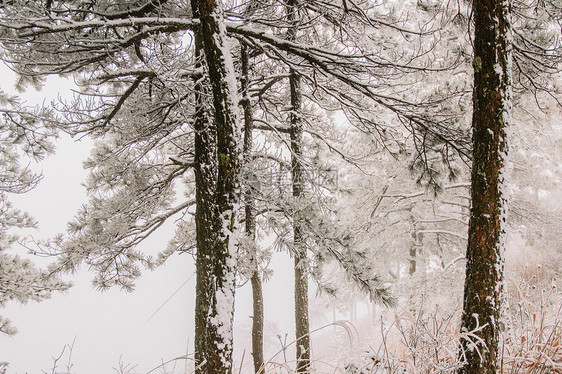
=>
[3,17,198,37]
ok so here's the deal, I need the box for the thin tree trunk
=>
[241,43,265,374]
[458,0,512,372]
[293,231,310,373]
[191,0,241,373]
[250,270,264,372]
[292,129,310,373]
[409,214,417,276]
[286,1,310,371]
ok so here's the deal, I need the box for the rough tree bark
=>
[191,0,241,373]
[286,1,311,371]
[240,43,265,374]
[458,0,512,372]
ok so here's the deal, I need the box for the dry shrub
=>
[333,276,560,374]
[369,308,465,373]
[501,274,562,373]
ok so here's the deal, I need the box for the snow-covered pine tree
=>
[232,2,470,370]
[0,1,240,371]
[224,2,466,370]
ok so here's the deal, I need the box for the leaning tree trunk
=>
[191,0,241,373]
[240,43,265,374]
[458,0,512,372]
[286,1,311,371]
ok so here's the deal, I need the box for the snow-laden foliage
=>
[22,23,203,289]
[0,90,69,334]
[44,103,197,289]
[0,0,470,291]
[277,193,395,306]
[237,0,473,186]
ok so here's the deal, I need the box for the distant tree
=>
[310,125,469,318]
[508,90,562,277]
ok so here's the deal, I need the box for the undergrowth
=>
[30,276,560,374]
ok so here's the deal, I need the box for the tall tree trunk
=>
[286,1,310,371]
[458,0,512,372]
[192,28,220,374]
[241,43,265,374]
[191,0,241,373]
[291,70,310,373]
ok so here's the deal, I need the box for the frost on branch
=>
[0,90,69,335]
[0,251,69,335]
[51,131,196,291]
